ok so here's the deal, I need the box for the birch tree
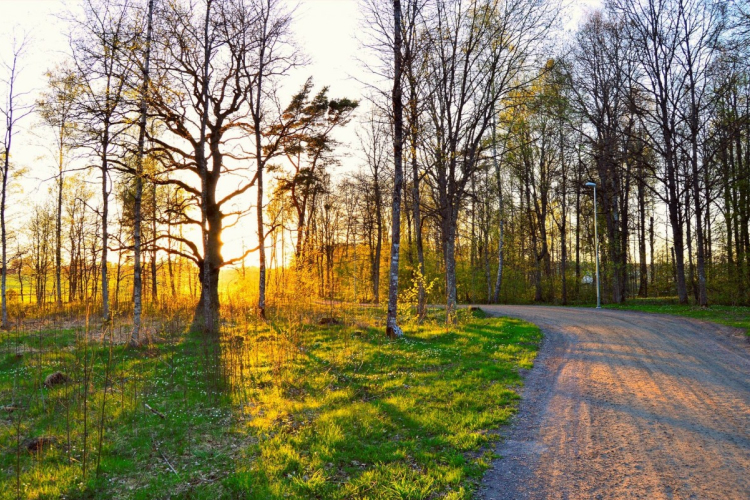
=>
[131,0,155,345]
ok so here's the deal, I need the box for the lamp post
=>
[585,182,601,309]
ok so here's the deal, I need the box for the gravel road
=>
[476,305,750,500]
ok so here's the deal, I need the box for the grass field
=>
[604,298,750,336]
[0,306,540,499]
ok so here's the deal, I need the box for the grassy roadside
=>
[603,299,750,336]
[0,307,540,499]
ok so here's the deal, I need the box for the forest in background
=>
[1,0,750,498]
[1,0,749,338]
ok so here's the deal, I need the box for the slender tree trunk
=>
[56,146,63,305]
[685,188,697,302]
[386,0,404,337]
[1,154,8,329]
[151,180,157,303]
[373,197,382,304]
[492,115,504,303]
[253,12,269,320]
[1,44,26,328]
[100,114,111,319]
[409,88,426,319]
[17,255,23,303]
[649,215,655,287]
[493,219,504,303]
[575,166,581,298]
[131,0,154,344]
[255,134,266,319]
[559,126,568,305]
[684,48,708,306]
[638,171,648,297]
[663,118,689,303]
[114,244,122,310]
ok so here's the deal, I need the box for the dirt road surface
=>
[477,305,750,500]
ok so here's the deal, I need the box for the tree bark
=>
[386,0,404,338]
[131,0,154,345]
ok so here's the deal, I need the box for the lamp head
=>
[585,182,596,187]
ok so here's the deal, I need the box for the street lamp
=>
[585,182,601,309]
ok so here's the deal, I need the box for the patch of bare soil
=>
[477,305,750,500]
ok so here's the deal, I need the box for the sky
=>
[0,0,604,268]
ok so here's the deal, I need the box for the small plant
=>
[399,268,439,325]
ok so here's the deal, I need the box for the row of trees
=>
[2,0,359,341]
[349,0,750,319]
[1,0,749,339]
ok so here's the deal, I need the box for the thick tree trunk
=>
[193,175,222,334]
[195,0,216,335]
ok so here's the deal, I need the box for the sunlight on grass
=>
[0,305,540,499]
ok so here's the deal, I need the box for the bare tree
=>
[69,0,137,319]
[568,11,635,304]
[385,0,405,336]
[28,201,56,304]
[147,0,299,331]
[357,113,390,304]
[38,65,79,306]
[612,0,692,304]
[676,0,722,306]
[421,0,555,321]
[1,33,32,328]
[238,0,302,320]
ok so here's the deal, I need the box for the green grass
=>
[603,298,750,336]
[0,306,540,499]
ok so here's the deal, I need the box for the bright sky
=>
[1,0,603,268]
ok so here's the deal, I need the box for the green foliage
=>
[398,267,438,323]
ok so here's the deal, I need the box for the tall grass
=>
[0,288,539,499]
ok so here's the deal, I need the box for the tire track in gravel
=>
[476,306,750,500]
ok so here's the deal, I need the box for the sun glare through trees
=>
[0,0,749,498]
